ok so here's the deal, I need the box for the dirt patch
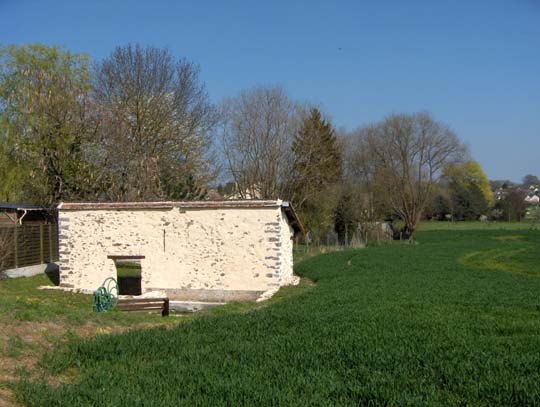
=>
[0,387,15,407]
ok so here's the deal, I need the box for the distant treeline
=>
[1,43,537,241]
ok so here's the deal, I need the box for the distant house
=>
[225,186,263,200]
[493,185,540,204]
[525,186,539,204]
[215,182,264,200]
[56,200,303,302]
[493,187,508,201]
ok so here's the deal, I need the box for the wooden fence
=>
[0,224,59,271]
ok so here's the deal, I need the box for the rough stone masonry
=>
[57,200,302,302]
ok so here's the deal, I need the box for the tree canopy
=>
[523,174,540,187]
[93,44,217,201]
[0,44,96,204]
[356,112,467,237]
[220,85,301,199]
[0,42,507,243]
[0,43,217,204]
[441,160,493,220]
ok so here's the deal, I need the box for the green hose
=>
[93,277,119,312]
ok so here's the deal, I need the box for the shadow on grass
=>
[44,263,60,286]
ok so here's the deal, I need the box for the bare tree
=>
[219,86,302,199]
[93,44,217,201]
[340,132,388,243]
[354,112,467,239]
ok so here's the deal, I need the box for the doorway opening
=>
[108,255,144,295]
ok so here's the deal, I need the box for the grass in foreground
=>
[13,229,540,406]
[0,274,181,405]
[0,271,313,405]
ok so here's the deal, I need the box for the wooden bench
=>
[117,297,170,316]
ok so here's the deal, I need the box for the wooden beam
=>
[107,255,145,260]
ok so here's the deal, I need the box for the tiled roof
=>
[0,202,48,211]
[58,200,281,210]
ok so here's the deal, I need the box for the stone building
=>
[56,200,302,302]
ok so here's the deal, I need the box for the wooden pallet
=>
[117,297,170,316]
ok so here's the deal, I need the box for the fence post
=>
[49,225,53,262]
[162,298,170,317]
[40,224,44,264]
[14,226,18,268]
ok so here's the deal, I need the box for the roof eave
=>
[281,202,305,236]
[57,200,283,211]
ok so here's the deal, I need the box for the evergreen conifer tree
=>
[290,108,342,240]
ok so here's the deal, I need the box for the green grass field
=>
[0,266,312,405]
[12,227,540,406]
[0,273,181,404]
[418,220,535,231]
[0,274,168,327]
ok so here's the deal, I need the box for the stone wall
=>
[58,204,296,301]
[279,212,295,284]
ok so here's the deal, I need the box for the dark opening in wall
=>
[108,256,144,295]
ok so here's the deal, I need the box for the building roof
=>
[280,201,304,236]
[58,200,304,235]
[58,200,284,210]
[0,202,48,211]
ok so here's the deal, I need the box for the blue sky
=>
[1,0,539,181]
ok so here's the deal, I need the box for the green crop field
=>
[13,228,540,406]
[418,220,535,231]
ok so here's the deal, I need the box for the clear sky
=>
[1,0,539,181]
